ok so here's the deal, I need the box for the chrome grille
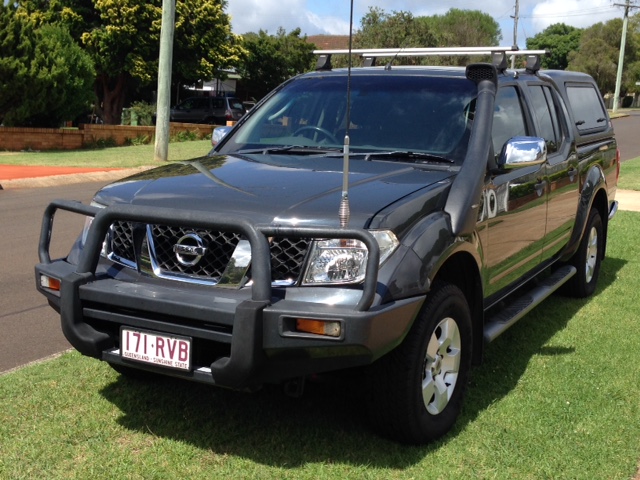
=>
[150,225,241,279]
[105,222,310,285]
[109,221,136,265]
[270,237,310,282]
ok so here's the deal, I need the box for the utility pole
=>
[154,0,176,162]
[510,0,520,69]
[613,0,638,113]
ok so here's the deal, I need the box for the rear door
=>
[211,97,226,124]
[526,82,578,264]
[172,98,210,123]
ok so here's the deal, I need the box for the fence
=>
[603,94,640,109]
[0,123,214,152]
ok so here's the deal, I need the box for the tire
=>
[564,208,603,298]
[366,282,472,444]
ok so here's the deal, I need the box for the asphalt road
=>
[1,113,639,375]
[613,111,640,161]
[0,182,98,373]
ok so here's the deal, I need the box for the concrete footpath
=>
[1,164,640,212]
[614,189,640,212]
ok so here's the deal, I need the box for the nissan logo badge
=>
[173,233,208,266]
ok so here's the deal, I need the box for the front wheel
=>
[366,282,472,444]
[564,208,603,298]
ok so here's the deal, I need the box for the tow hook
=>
[283,376,305,398]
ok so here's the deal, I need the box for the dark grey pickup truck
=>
[36,47,619,444]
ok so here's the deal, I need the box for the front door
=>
[482,84,548,298]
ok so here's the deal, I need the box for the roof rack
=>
[313,46,550,73]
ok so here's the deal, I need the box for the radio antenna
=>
[339,0,354,228]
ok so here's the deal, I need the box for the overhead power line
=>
[521,6,618,19]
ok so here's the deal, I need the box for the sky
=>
[226,0,627,47]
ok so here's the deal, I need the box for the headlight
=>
[81,201,106,248]
[302,230,399,285]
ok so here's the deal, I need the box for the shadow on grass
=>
[99,256,626,469]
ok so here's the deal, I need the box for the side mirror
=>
[497,136,547,170]
[211,126,232,147]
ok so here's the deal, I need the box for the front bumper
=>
[36,200,424,390]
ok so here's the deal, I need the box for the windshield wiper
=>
[362,151,454,164]
[238,145,341,155]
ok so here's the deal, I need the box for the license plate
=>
[120,328,192,371]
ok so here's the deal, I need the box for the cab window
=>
[492,86,528,155]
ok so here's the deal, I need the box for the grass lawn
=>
[1,212,640,478]
[620,156,640,191]
[1,145,639,479]
[0,139,212,169]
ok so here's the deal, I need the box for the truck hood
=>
[95,154,455,228]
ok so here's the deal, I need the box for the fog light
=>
[40,275,61,291]
[295,319,341,337]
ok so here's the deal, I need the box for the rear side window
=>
[565,84,608,133]
[528,85,563,153]
[228,98,245,110]
[195,98,210,109]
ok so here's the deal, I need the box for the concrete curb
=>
[0,167,152,190]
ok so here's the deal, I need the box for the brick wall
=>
[0,123,214,151]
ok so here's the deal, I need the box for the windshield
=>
[217,73,477,163]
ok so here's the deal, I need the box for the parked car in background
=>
[170,96,246,125]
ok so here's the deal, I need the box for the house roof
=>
[306,35,350,50]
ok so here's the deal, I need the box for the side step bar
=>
[483,265,577,343]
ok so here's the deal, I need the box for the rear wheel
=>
[564,208,603,298]
[366,282,472,444]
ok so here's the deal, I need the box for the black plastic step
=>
[483,265,577,343]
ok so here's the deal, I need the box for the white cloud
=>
[228,0,518,36]
[530,0,620,32]
[226,0,624,44]
[227,0,349,35]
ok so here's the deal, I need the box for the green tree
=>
[79,0,161,124]
[421,8,501,66]
[354,7,437,58]
[527,23,583,70]
[19,0,244,125]
[237,28,315,100]
[352,7,500,67]
[568,18,639,94]
[172,0,244,100]
[0,4,33,123]
[0,4,95,127]
[424,8,501,47]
